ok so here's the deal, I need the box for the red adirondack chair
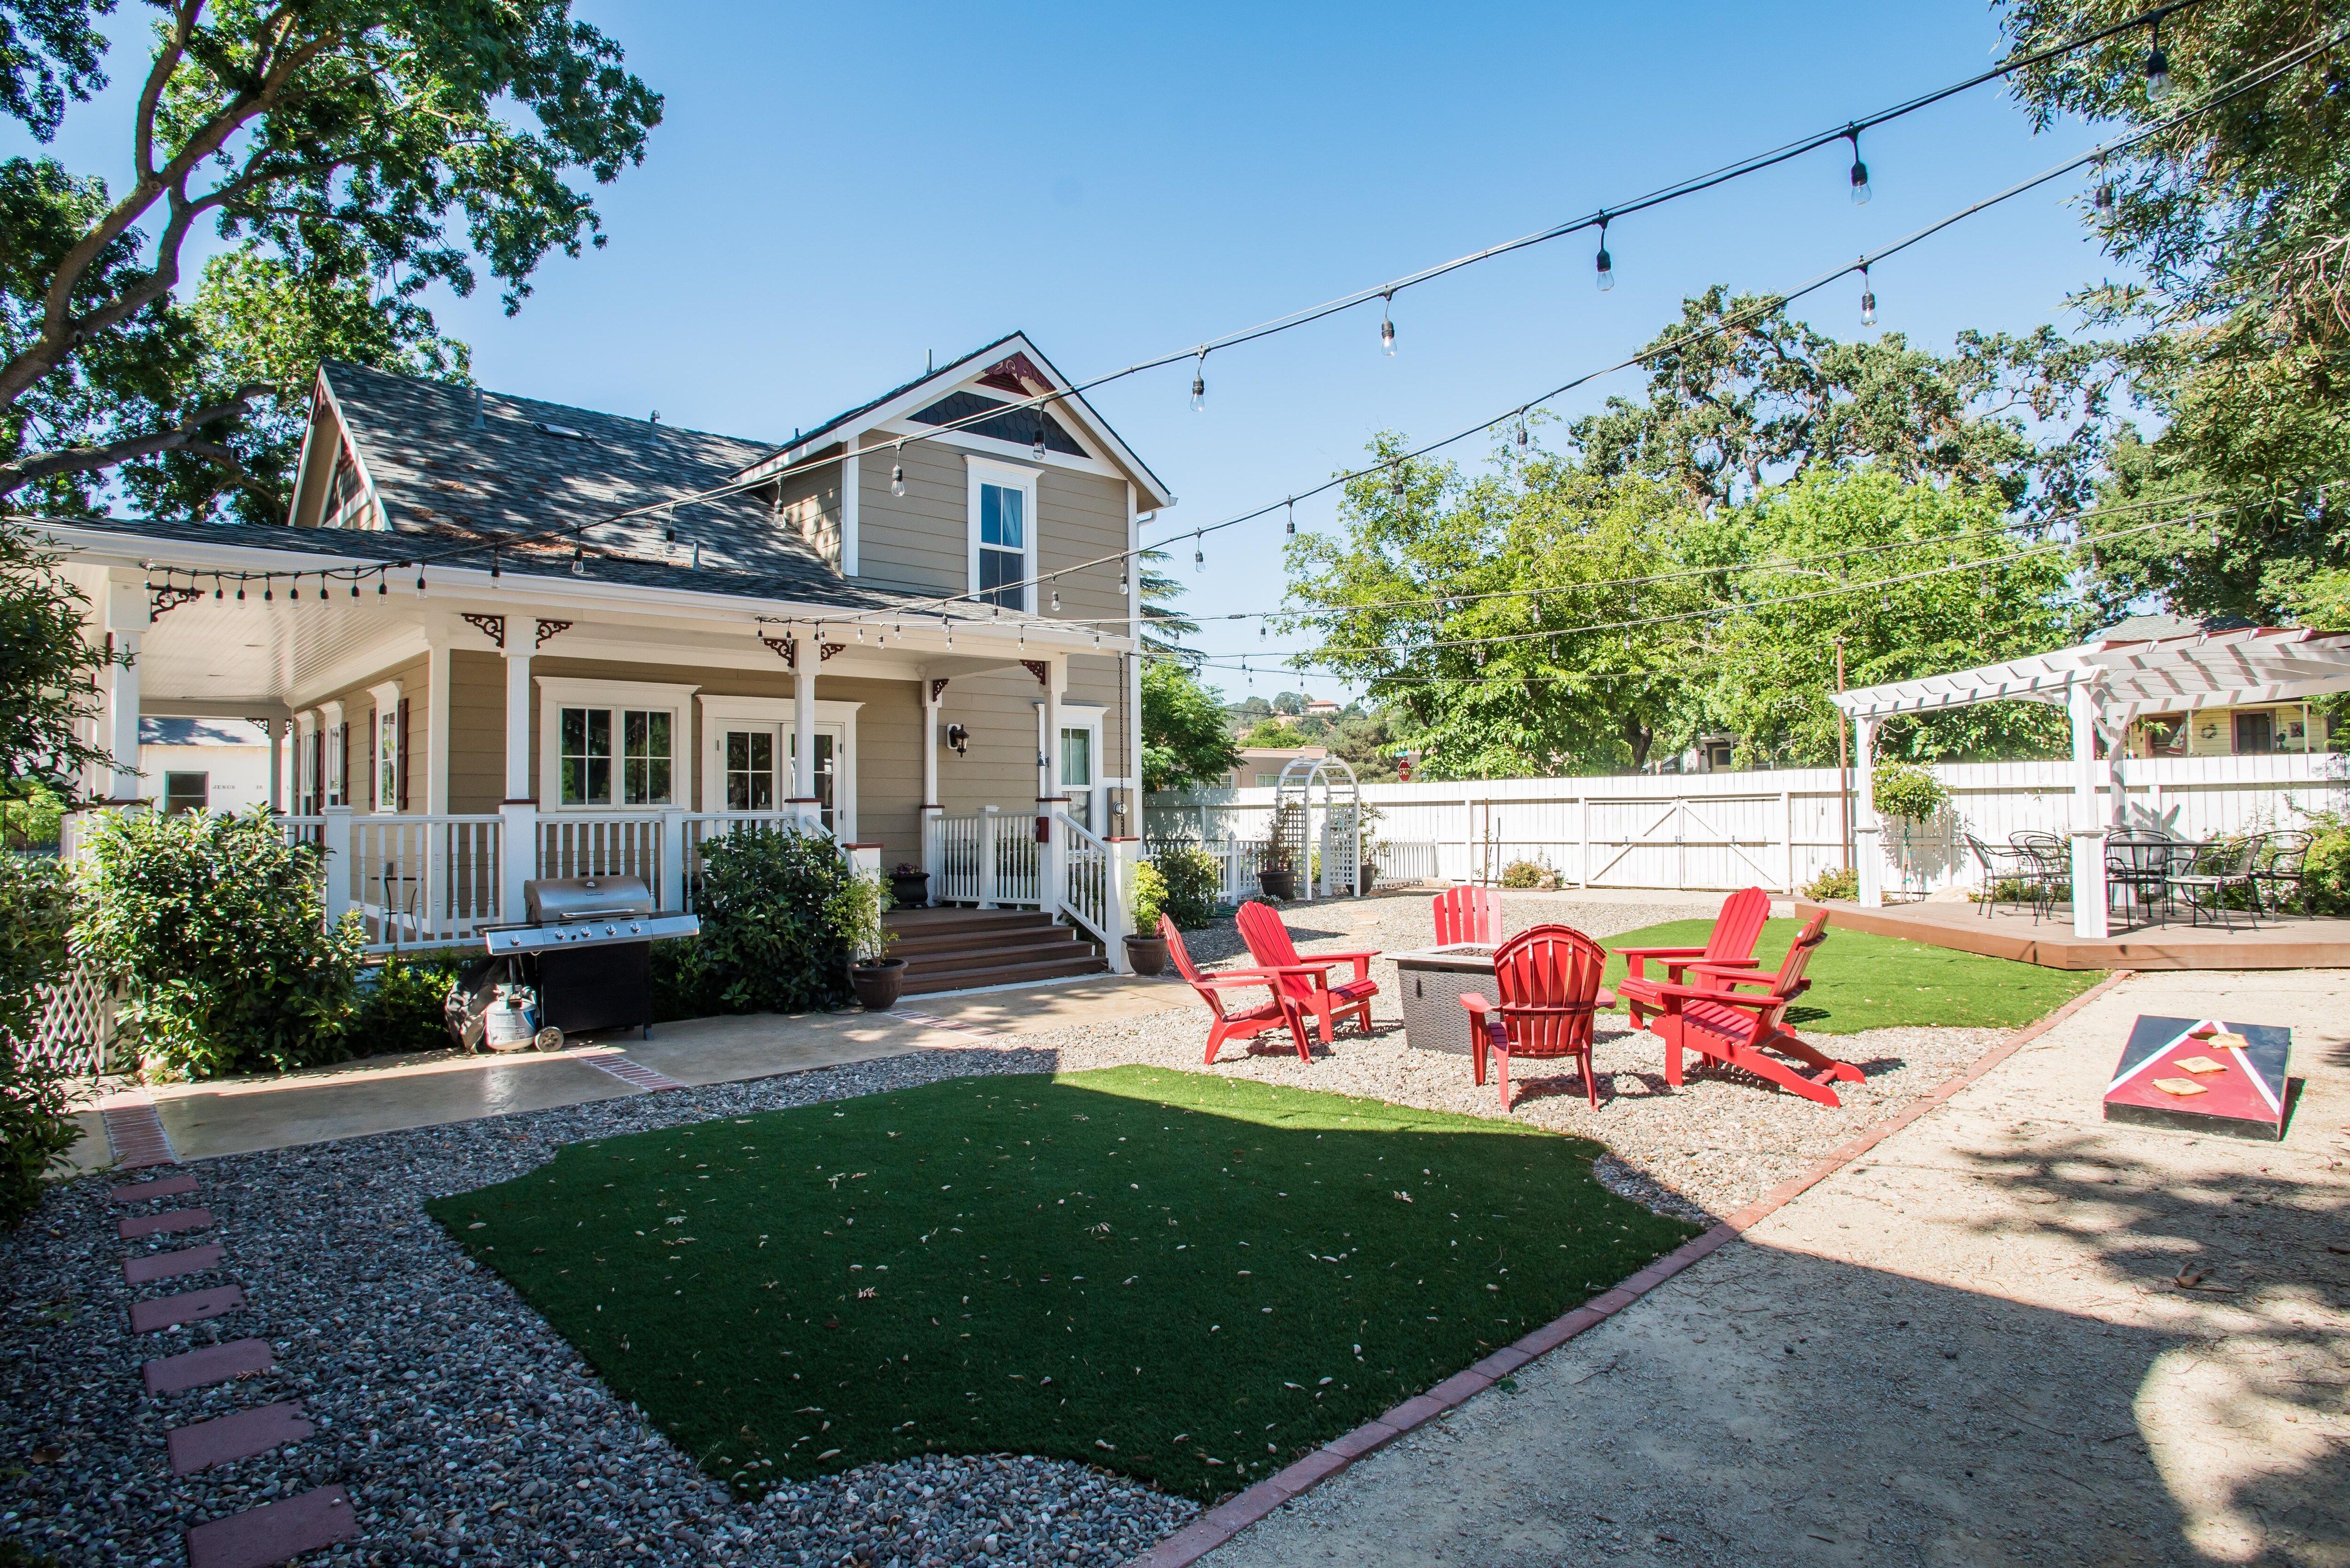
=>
[1616,911,1863,1108]
[1234,900,1379,1045]
[1458,924,1617,1111]
[1615,886,1771,1028]
[1431,885,1503,946]
[1161,916,1312,1064]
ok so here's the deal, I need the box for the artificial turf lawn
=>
[429,1066,1696,1501]
[1599,915,2101,1033]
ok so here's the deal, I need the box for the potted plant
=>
[830,869,905,1010]
[1124,861,1170,976]
[888,861,929,910]
[1258,800,1303,900]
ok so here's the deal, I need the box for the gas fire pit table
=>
[1391,943,1499,1055]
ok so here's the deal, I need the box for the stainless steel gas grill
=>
[462,876,699,1044]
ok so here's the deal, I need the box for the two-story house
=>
[45,334,1172,977]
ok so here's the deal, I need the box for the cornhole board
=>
[2104,1015,2290,1141]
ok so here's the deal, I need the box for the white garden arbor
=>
[1831,620,2350,938]
[1271,754,1363,901]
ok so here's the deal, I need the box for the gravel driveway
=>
[0,888,2015,1567]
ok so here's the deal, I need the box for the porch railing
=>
[923,810,1043,909]
[304,813,506,952]
[538,814,663,889]
[1062,818,1112,944]
[682,811,821,908]
[1146,835,1265,907]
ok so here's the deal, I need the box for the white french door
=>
[699,700,858,841]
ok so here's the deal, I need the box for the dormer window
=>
[967,456,1036,611]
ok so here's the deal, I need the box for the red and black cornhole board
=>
[2104,1014,2291,1141]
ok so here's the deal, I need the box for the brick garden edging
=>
[1125,970,2135,1568]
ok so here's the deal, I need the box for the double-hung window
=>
[967,458,1037,612]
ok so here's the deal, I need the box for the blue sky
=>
[26,1,2125,702]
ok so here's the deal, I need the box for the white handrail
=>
[1059,816,1113,944]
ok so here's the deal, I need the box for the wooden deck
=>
[1795,897,2350,971]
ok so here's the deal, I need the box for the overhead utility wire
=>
[844,21,2339,630]
[140,1,2204,600]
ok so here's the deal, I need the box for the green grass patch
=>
[428,1066,1695,1501]
[1600,915,2099,1033]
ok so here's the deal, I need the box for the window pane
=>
[561,706,612,805]
[1061,727,1091,787]
[979,547,1025,611]
[980,483,1026,549]
[622,709,672,804]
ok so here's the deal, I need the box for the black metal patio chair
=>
[1964,833,2029,920]
[2251,829,2311,916]
[2104,831,2179,930]
[2008,831,2070,925]
[2167,837,2262,932]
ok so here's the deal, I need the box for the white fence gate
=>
[1150,753,2350,895]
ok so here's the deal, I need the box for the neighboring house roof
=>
[140,718,268,746]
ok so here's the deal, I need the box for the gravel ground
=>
[0,889,2010,1566]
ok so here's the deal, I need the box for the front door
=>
[702,706,857,839]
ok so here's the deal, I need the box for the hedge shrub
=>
[1151,844,1222,931]
[78,807,364,1078]
[671,829,855,1014]
[0,855,78,1227]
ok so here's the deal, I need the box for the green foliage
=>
[1148,845,1222,931]
[1241,717,1307,748]
[77,807,363,1078]
[1871,760,1950,823]
[1128,859,1168,933]
[431,1066,1696,1501]
[1141,659,1242,792]
[0,528,120,791]
[1135,545,1199,658]
[2002,0,2347,620]
[1705,472,2074,765]
[1497,859,1549,890]
[353,954,465,1057]
[2296,812,2350,915]
[0,0,662,519]
[677,829,854,1014]
[827,869,894,965]
[0,776,62,849]
[0,855,78,1228]
[1801,865,1859,902]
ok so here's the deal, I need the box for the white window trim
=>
[536,676,698,812]
[966,454,1040,612]
[693,694,862,838]
[367,681,401,814]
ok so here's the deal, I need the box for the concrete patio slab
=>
[147,1051,637,1160]
[1200,966,2350,1568]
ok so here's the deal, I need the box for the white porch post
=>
[1852,714,1882,907]
[266,719,283,813]
[920,675,943,878]
[2069,681,2110,939]
[425,639,452,815]
[103,580,144,801]
[659,808,686,912]
[979,805,1001,908]
[321,804,354,927]
[1041,656,1067,923]
[791,632,819,831]
[500,647,535,917]
[1104,835,1138,974]
[294,712,317,813]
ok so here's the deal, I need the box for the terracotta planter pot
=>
[888,871,930,909]
[849,958,907,1011]
[1124,934,1169,977]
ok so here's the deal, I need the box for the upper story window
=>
[967,457,1037,612]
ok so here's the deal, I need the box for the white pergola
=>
[1830,622,2350,938]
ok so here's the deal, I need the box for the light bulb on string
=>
[1858,262,1876,328]
[415,567,427,596]
[1118,571,1130,597]
[1190,351,1207,413]
[1516,418,1529,449]
[1050,588,1061,613]
[1846,128,1871,204]
[377,575,387,596]
[571,544,585,577]
[1391,465,1407,500]
[1379,293,1395,356]
[212,574,223,600]
[348,578,359,599]
[489,551,501,580]
[289,578,299,602]
[2094,181,2116,215]
[235,578,245,601]
[891,459,906,497]
[263,581,272,602]
[1594,216,1614,292]
[1193,532,1204,572]
[2145,18,2171,99]
[1031,411,1048,460]
[1285,499,1295,537]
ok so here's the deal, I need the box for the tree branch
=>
[0,385,268,494]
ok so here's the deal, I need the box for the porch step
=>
[885,906,1107,994]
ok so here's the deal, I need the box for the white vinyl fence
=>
[1149,753,2350,896]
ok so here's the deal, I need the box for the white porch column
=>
[791,632,819,830]
[920,675,944,877]
[1104,835,1139,974]
[1852,714,1882,908]
[425,639,453,815]
[1041,656,1067,920]
[294,711,317,813]
[266,719,283,813]
[321,804,355,926]
[2069,681,2110,939]
[502,649,533,802]
[103,580,144,801]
